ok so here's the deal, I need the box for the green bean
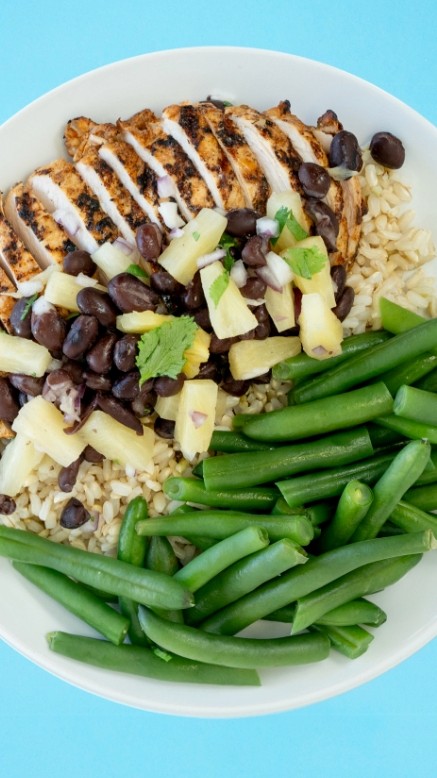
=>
[375,414,437,444]
[351,440,431,542]
[185,539,307,625]
[199,530,435,635]
[138,608,330,668]
[117,497,149,646]
[389,499,437,536]
[0,526,193,610]
[276,450,397,508]
[319,480,374,551]
[240,383,392,442]
[290,318,437,404]
[272,498,333,527]
[203,427,373,490]
[174,526,269,592]
[366,423,405,450]
[13,563,129,645]
[272,331,391,382]
[379,297,427,334]
[378,353,437,395]
[164,477,278,511]
[415,367,437,393]
[136,509,313,545]
[394,384,437,426]
[209,430,275,453]
[310,623,374,659]
[266,598,387,627]
[404,482,437,512]
[291,553,422,634]
[145,535,182,624]
[47,631,260,686]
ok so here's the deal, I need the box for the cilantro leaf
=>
[126,263,149,280]
[136,316,198,385]
[283,246,327,280]
[192,231,201,242]
[273,206,308,243]
[20,293,38,320]
[209,270,230,307]
[218,232,238,272]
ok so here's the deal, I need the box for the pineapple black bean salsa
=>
[0,112,407,531]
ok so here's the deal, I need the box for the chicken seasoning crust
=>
[0,98,435,559]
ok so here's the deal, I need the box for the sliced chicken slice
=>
[75,144,146,247]
[226,105,302,195]
[162,103,245,210]
[0,202,43,288]
[0,265,17,332]
[29,159,119,254]
[0,419,14,439]
[64,116,117,161]
[265,102,349,262]
[120,109,214,220]
[4,183,76,268]
[201,102,270,213]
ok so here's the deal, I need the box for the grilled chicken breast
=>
[162,103,245,210]
[201,102,270,213]
[29,159,120,254]
[4,183,76,268]
[226,105,302,195]
[0,202,43,286]
[0,264,17,332]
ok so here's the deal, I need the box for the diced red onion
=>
[32,296,54,315]
[75,273,99,288]
[60,384,85,424]
[312,346,329,356]
[157,175,174,198]
[158,202,185,230]
[190,410,208,429]
[230,259,247,288]
[113,237,137,257]
[256,265,283,293]
[265,251,293,287]
[196,248,226,269]
[16,279,44,297]
[256,216,279,239]
[169,227,184,239]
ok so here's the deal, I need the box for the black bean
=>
[254,320,271,340]
[154,373,186,397]
[293,287,302,322]
[62,315,99,360]
[18,391,29,407]
[136,223,163,260]
[196,360,220,381]
[209,334,238,354]
[58,456,83,492]
[31,303,67,356]
[369,131,405,169]
[226,208,259,238]
[64,395,98,435]
[330,264,347,299]
[238,329,255,342]
[63,249,96,277]
[0,495,16,515]
[86,333,117,374]
[193,307,212,331]
[305,200,339,252]
[96,393,143,435]
[76,287,118,326]
[0,378,20,422]
[332,286,355,322]
[60,497,89,529]
[182,272,205,310]
[83,445,104,463]
[9,374,44,397]
[131,389,157,418]
[10,297,33,339]
[240,276,267,299]
[112,371,141,401]
[220,375,250,396]
[154,417,175,439]
[298,162,331,199]
[150,269,183,296]
[253,370,272,383]
[241,235,268,268]
[83,372,112,392]
[113,335,139,372]
[329,130,363,173]
[42,369,75,404]
[252,303,270,325]
[61,359,85,384]
[108,273,161,313]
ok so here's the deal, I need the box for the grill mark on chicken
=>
[201,103,270,212]
[0,264,17,332]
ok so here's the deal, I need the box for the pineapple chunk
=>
[182,327,211,378]
[284,236,336,308]
[79,410,154,470]
[159,208,227,285]
[116,310,172,334]
[91,242,137,280]
[298,293,343,360]
[12,396,86,466]
[266,191,310,253]
[174,379,218,461]
[155,393,181,422]
[264,283,295,332]
[0,433,44,496]
[44,271,106,311]
[229,337,301,380]
[200,261,258,339]
[0,332,52,377]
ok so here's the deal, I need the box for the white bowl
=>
[1,47,436,718]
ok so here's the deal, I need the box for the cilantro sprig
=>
[283,245,327,280]
[218,232,238,272]
[20,293,38,320]
[272,206,308,243]
[209,270,230,307]
[126,263,149,280]
[136,316,198,385]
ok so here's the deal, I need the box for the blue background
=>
[1,1,436,776]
